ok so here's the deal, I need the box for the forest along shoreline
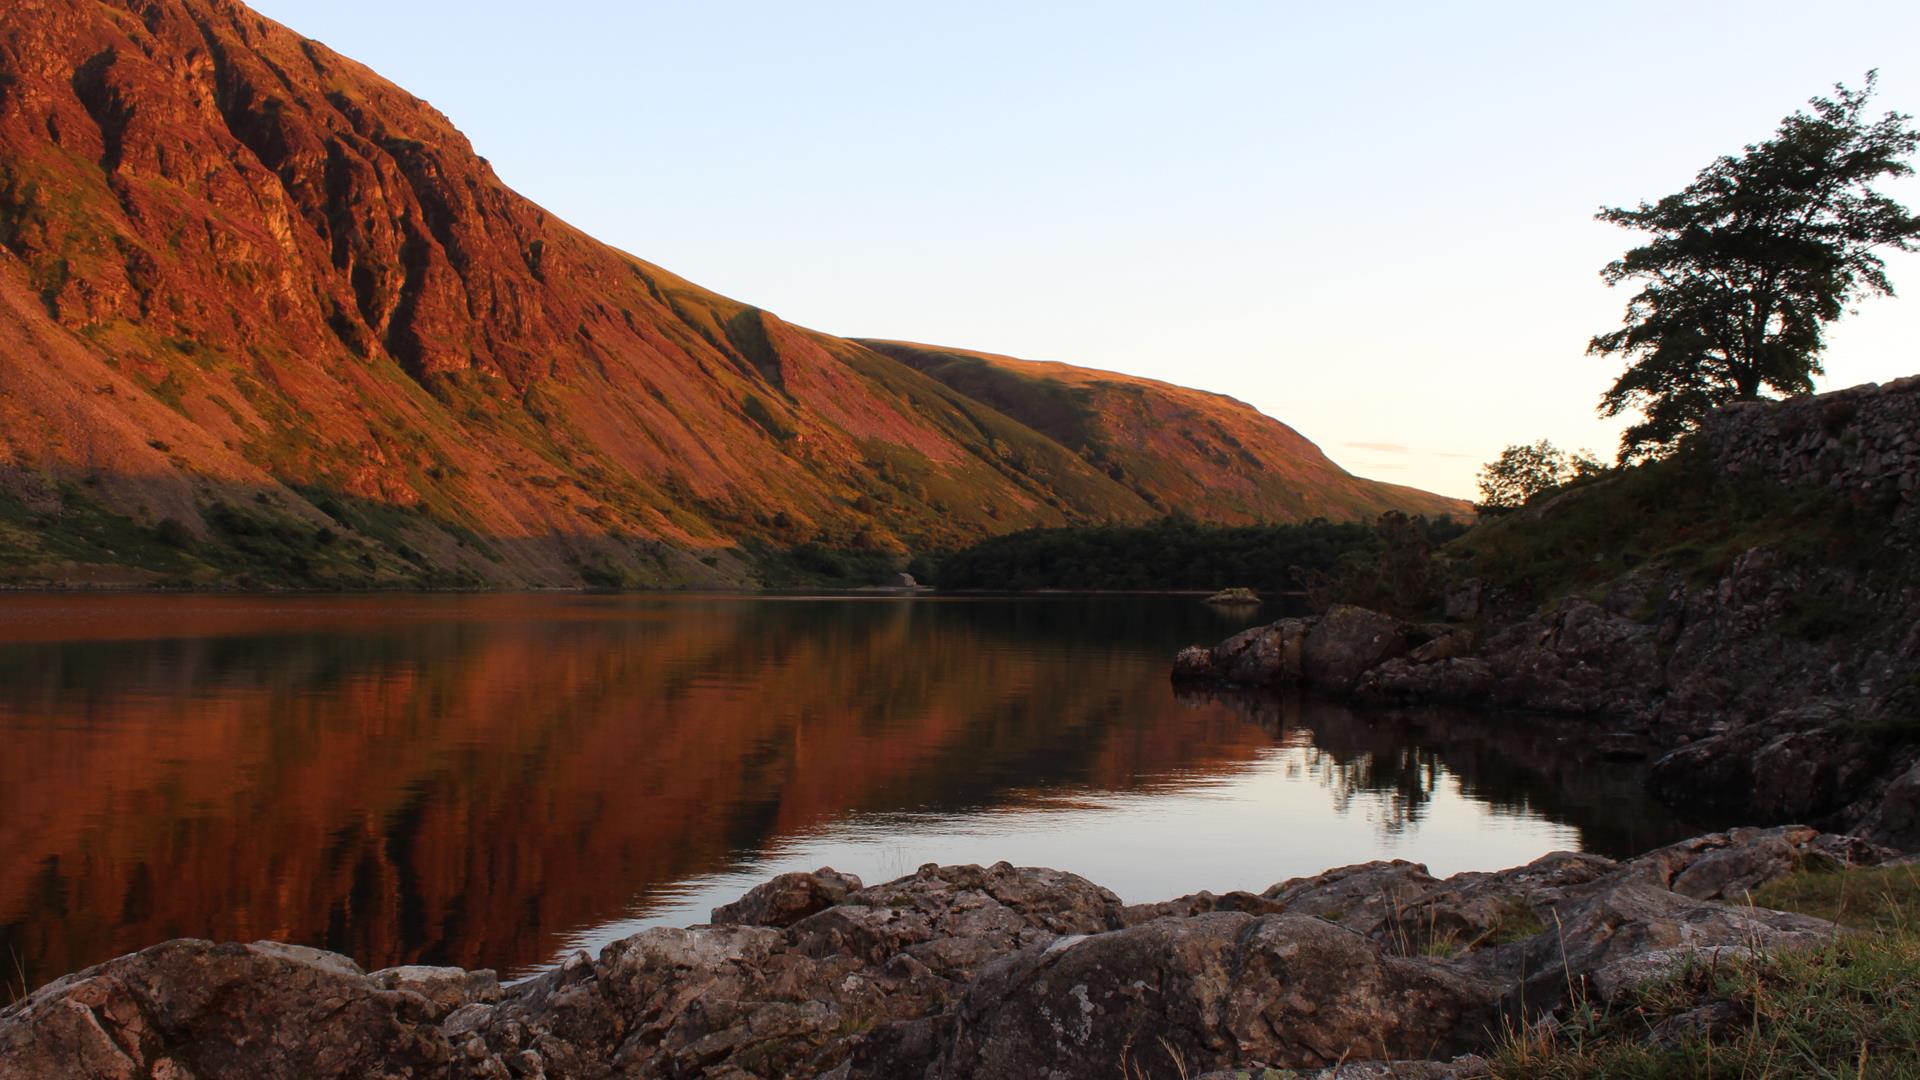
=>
[3,378,1919,1077]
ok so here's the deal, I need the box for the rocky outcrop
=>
[1703,375,1920,506]
[1174,608,1442,696]
[0,828,1890,1079]
[1178,589,1920,847]
[1174,381,1920,848]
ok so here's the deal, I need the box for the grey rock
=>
[1302,606,1415,693]
[0,940,451,1080]
[369,965,505,1021]
[709,867,864,928]
[931,913,1498,1078]
[0,829,1888,1080]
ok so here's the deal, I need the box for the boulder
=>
[930,914,1499,1079]
[710,867,864,928]
[1120,890,1288,926]
[1174,619,1313,687]
[1261,860,1442,938]
[0,940,452,1080]
[1617,825,1891,900]
[1302,606,1415,693]
[1506,882,1838,1012]
[368,964,504,1021]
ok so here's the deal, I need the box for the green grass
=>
[1749,866,1920,933]
[0,478,509,590]
[1483,864,1920,1079]
[1454,440,1918,616]
[0,486,204,578]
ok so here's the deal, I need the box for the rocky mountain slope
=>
[0,0,1463,589]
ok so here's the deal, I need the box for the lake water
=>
[0,593,1698,988]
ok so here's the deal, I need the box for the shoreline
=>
[2,825,1904,1078]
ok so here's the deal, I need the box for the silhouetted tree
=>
[1475,440,1603,513]
[1590,73,1920,462]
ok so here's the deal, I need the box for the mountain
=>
[864,341,1464,523]
[0,0,1468,588]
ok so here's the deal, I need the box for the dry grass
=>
[3,947,26,1008]
[1480,864,1920,1079]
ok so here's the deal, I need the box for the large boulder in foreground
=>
[0,828,1895,1079]
[930,913,1498,1078]
[0,941,460,1079]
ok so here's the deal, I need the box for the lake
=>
[0,593,1698,989]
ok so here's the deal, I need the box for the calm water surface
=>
[0,593,1698,987]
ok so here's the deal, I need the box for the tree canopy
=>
[1475,440,1603,513]
[1590,73,1920,462]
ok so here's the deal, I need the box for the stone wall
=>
[1702,375,1920,504]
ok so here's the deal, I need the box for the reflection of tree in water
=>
[1174,688,1705,858]
[1312,743,1444,834]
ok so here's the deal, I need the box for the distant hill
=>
[864,341,1467,523]
[0,0,1468,587]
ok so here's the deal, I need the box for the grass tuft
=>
[1481,864,1920,1078]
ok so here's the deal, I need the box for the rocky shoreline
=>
[0,826,1897,1079]
[1171,587,1919,851]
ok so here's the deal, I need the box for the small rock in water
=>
[1204,587,1260,605]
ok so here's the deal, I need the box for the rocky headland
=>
[0,826,1899,1079]
[1178,377,1920,851]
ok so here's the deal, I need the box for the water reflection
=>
[0,594,1697,986]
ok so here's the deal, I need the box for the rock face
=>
[1703,375,1920,507]
[0,828,1891,1079]
[933,914,1496,1078]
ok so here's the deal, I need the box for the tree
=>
[1590,73,1920,462]
[1475,440,1602,513]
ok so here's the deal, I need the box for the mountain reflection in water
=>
[0,594,1698,985]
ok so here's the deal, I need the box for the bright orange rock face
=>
[0,0,1465,587]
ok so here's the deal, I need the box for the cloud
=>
[1345,441,1410,454]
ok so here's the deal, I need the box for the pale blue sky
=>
[251,1,1920,497]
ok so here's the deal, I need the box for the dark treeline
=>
[926,515,1465,593]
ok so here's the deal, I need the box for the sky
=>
[248,1,1920,499]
